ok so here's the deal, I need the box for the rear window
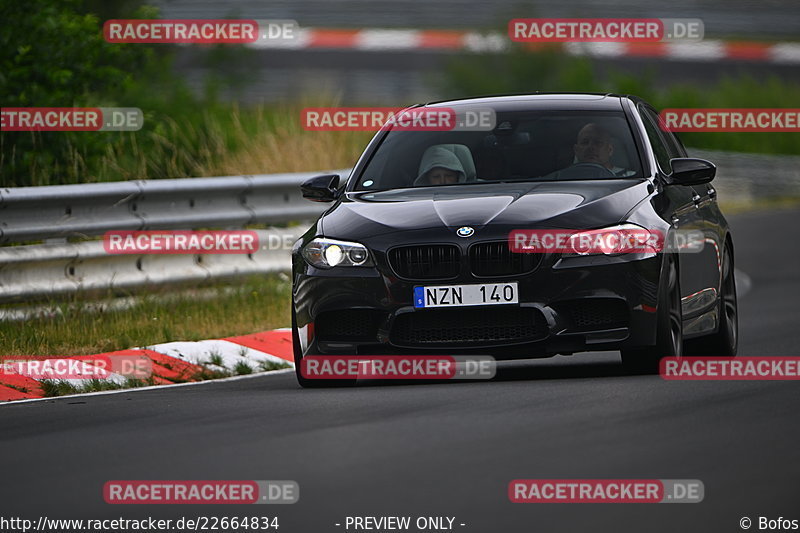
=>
[354,110,644,191]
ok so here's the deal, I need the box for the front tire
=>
[684,243,738,357]
[621,254,683,374]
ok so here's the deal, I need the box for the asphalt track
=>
[2,207,799,532]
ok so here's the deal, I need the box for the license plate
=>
[413,282,518,308]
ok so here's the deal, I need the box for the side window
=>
[645,107,685,159]
[665,129,688,157]
[639,106,673,174]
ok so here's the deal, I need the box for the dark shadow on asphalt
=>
[292,353,654,390]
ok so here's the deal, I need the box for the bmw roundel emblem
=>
[456,226,475,238]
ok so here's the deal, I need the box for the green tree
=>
[0,0,157,185]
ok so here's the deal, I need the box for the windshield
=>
[354,110,644,191]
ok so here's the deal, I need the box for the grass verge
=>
[0,274,291,357]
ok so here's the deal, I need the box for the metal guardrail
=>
[2,150,800,306]
[0,169,349,244]
[0,228,305,303]
[0,169,349,304]
[689,149,800,202]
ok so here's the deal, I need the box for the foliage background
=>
[2,1,798,187]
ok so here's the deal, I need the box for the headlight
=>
[301,238,374,268]
[563,224,661,256]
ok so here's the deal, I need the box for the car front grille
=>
[390,306,548,346]
[389,242,539,279]
[388,244,460,279]
[550,299,629,331]
[469,241,541,276]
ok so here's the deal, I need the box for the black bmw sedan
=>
[291,93,737,387]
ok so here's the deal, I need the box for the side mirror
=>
[301,174,340,202]
[668,158,716,186]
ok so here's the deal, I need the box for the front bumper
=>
[292,250,663,360]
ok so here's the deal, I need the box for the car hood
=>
[321,180,652,239]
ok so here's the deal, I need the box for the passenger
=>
[414,146,467,186]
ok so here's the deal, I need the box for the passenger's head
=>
[414,146,466,186]
[574,123,614,169]
[424,167,460,185]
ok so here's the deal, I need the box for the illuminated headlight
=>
[563,224,661,256]
[302,238,374,268]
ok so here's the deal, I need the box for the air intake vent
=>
[551,299,629,331]
[316,309,386,341]
[390,307,547,346]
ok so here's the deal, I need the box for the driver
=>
[572,123,635,177]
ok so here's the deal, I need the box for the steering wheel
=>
[556,162,616,179]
